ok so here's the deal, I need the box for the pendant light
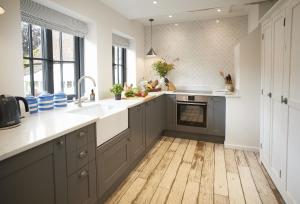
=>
[147,19,157,57]
[0,6,5,15]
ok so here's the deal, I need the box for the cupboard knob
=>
[79,131,86,138]
[57,140,64,145]
[267,92,272,98]
[281,96,288,105]
[79,170,88,178]
[79,150,88,159]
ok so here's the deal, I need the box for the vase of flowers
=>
[152,57,178,91]
[219,70,234,92]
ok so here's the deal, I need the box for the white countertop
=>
[0,90,236,162]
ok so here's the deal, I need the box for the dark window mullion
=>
[28,24,35,96]
[122,48,127,85]
[45,29,54,94]
[59,32,64,92]
[112,46,115,85]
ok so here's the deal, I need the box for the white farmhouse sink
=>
[68,104,128,146]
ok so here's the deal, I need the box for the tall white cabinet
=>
[260,0,300,203]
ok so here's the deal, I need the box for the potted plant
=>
[110,84,123,100]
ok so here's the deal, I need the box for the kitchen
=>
[0,0,299,203]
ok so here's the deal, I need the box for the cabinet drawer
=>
[67,142,95,176]
[68,162,97,204]
[66,124,96,153]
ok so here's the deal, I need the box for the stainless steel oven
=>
[176,95,209,128]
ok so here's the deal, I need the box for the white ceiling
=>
[100,0,269,24]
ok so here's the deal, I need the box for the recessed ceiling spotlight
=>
[0,6,5,15]
[217,8,222,12]
[216,19,220,23]
[153,1,158,4]
[169,15,173,18]
[174,23,178,26]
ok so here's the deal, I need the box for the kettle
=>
[0,95,29,129]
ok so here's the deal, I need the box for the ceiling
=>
[100,0,270,24]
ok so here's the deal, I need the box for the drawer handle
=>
[79,170,88,179]
[79,150,88,159]
[78,131,86,138]
[57,140,64,146]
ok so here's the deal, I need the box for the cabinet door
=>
[261,20,273,165]
[166,94,176,130]
[285,1,300,203]
[0,138,67,204]
[208,97,226,136]
[96,129,131,198]
[129,104,145,163]
[270,9,288,187]
[145,101,155,148]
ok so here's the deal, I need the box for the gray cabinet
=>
[208,97,226,136]
[129,104,146,164]
[66,124,97,204]
[145,96,164,149]
[0,123,97,204]
[96,129,131,201]
[166,94,176,130]
[0,137,67,204]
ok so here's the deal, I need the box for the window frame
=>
[112,46,127,86]
[22,23,84,100]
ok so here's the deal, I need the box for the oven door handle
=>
[177,101,207,106]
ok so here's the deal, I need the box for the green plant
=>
[110,84,123,95]
[152,60,175,78]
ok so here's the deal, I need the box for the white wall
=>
[225,27,261,151]
[248,5,260,33]
[0,0,145,99]
[0,0,24,96]
[144,16,248,90]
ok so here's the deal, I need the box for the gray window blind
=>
[112,34,130,48]
[20,0,88,37]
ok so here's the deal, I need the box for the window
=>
[22,22,84,99]
[112,46,127,85]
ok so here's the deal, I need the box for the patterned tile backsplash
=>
[144,16,248,90]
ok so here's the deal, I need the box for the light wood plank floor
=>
[106,137,284,204]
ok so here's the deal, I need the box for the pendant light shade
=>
[0,6,5,15]
[147,19,156,57]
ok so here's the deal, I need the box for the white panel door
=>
[286,0,300,203]
[261,20,273,165]
[270,9,287,187]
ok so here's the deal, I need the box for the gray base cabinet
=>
[66,124,97,204]
[0,137,67,204]
[207,97,226,136]
[145,96,165,148]
[96,96,166,202]
[129,104,146,163]
[166,94,177,131]
[96,129,131,201]
[0,123,97,204]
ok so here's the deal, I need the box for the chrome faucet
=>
[77,76,96,107]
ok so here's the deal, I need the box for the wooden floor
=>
[106,137,284,204]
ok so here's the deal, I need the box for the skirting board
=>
[224,141,260,152]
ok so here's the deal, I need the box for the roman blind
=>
[112,34,130,48]
[20,0,88,37]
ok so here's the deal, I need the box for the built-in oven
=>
[176,95,209,128]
